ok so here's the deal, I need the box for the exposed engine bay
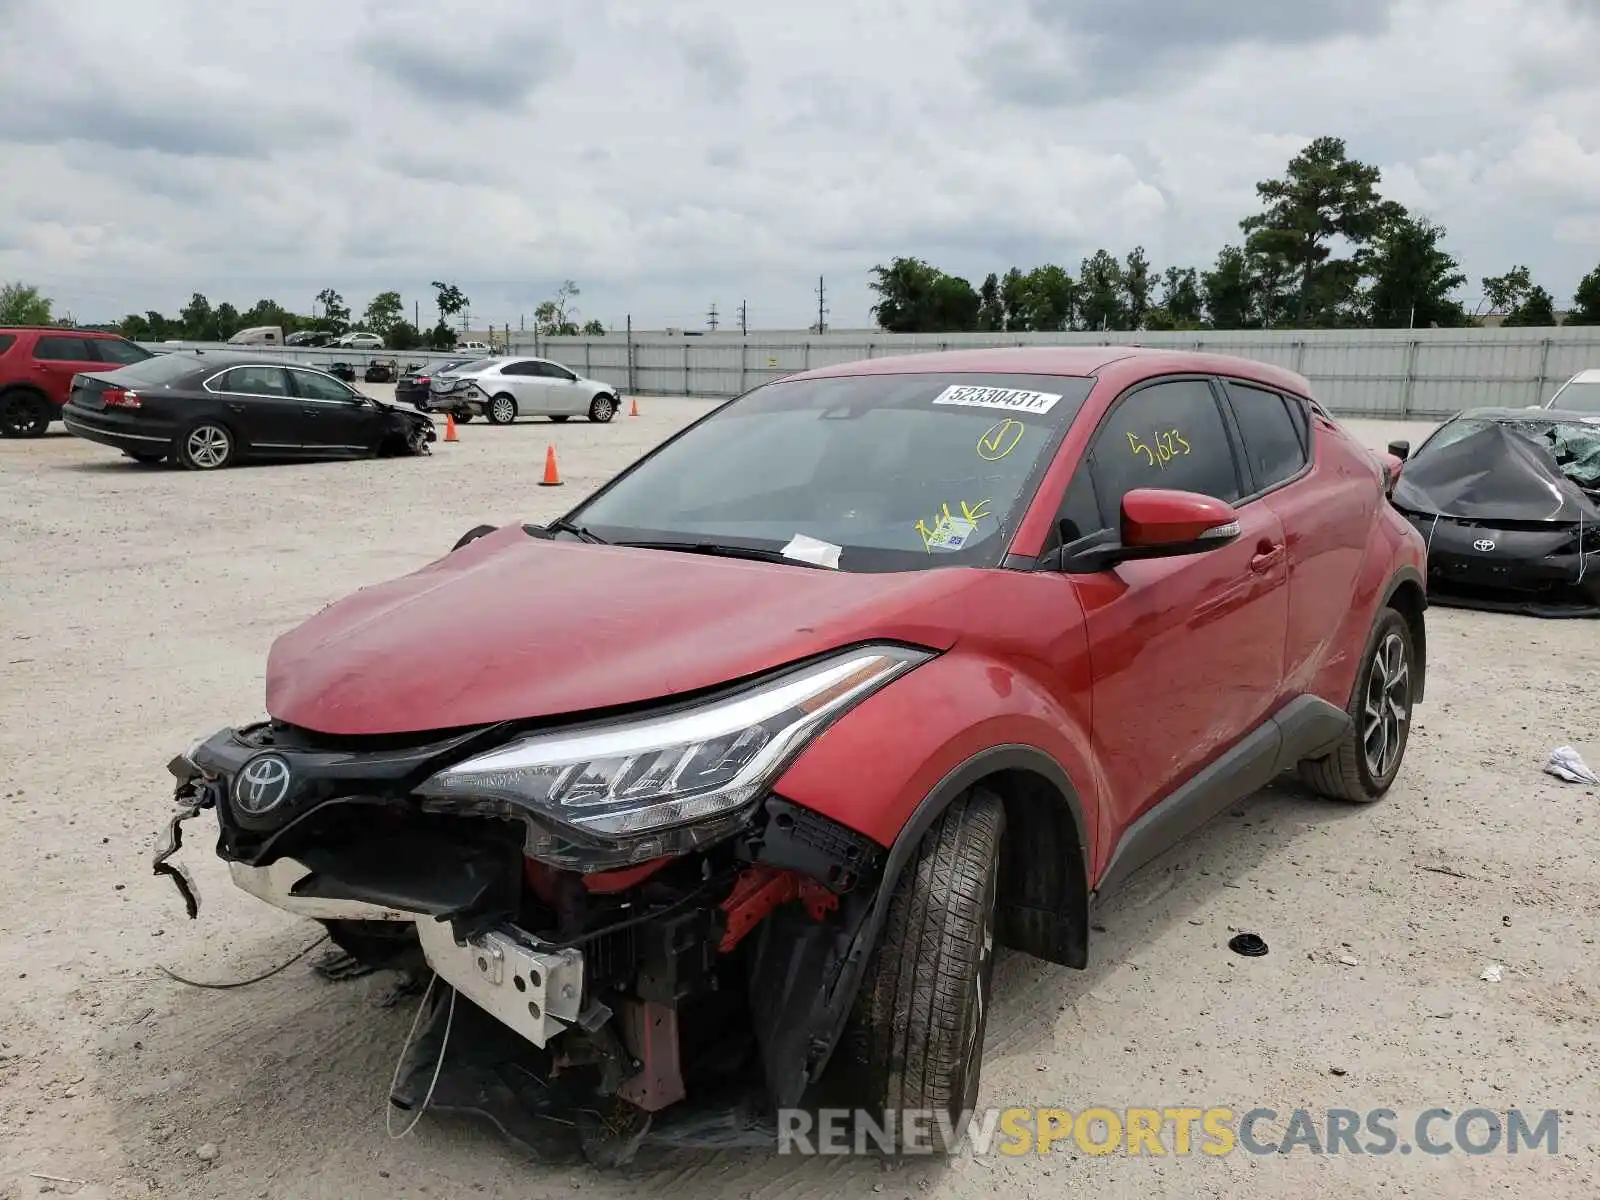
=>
[153,709,896,1165]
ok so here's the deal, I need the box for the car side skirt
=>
[1093,694,1350,898]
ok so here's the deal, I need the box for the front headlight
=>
[415,644,931,839]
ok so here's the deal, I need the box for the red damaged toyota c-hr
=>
[155,347,1427,1162]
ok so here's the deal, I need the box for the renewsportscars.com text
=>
[777,1106,1563,1157]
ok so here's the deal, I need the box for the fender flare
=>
[1378,564,1427,702]
[803,743,1089,1089]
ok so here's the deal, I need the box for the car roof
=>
[0,325,122,336]
[1453,406,1600,422]
[786,345,1314,395]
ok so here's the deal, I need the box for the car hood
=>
[1394,422,1600,523]
[265,524,976,736]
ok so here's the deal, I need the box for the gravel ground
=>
[0,399,1595,1200]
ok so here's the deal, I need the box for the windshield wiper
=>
[613,539,831,568]
[546,518,608,544]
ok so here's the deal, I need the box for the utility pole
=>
[707,302,719,332]
[738,299,748,336]
[413,300,419,330]
[815,276,828,334]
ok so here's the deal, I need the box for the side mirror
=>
[1061,488,1240,572]
[1386,439,1410,461]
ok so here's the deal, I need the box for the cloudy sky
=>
[2,0,1598,330]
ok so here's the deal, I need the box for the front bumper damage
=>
[152,718,890,1162]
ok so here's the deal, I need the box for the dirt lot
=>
[1,399,1595,1200]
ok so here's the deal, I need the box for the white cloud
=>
[0,0,1598,327]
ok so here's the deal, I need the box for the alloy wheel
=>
[492,397,515,423]
[186,425,231,469]
[1362,631,1409,779]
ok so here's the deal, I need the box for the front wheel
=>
[0,392,52,439]
[588,394,617,423]
[1298,606,1416,802]
[836,788,1004,1153]
[487,394,517,425]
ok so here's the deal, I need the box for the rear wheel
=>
[837,788,1004,1153]
[588,394,617,423]
[487,394,517,425]
[0,391,52,439]
[1298,606,1416,802]
[176,421,237,471]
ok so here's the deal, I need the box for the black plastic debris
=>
[1228,933,1269,957]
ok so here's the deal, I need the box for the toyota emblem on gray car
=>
[233,754,293,814]
[1473,539,1497,552]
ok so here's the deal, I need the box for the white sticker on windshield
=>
[932,385,1062,414]
[781,533,842,569]
[924,516,976,552]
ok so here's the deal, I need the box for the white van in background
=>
[227,326,284,346]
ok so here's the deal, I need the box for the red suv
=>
[154,347,1427,1161]
[0,326,155,438]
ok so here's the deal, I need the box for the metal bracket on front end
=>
[413,918,585,1048]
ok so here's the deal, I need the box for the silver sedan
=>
[425,356,623,425]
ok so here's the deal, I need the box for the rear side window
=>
[1225,381,1309,492]
[1088,379,1241,511]
[291,369,359,402]
[0,334,15,355]
[33,335,95,361]
[214,366,290,397]
[93,338,154,365]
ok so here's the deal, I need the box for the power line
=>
[706,302,719,332]
[815,276,828,334]
[738,299,748,336]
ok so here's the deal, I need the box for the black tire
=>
[487,393,517,425]
[175,420,237,471]
[549,414,570,423]
[588,394,617,423]
[0,390,52,438]
[451,524,498,551]
[838,788,1004,1153]
[1298,606,1416,802]
[453,410,473,423]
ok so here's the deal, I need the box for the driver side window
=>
[1087,379,1241,515]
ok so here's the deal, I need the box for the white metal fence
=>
[141,326,1600,418]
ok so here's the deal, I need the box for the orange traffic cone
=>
[538,444,563,487]
[629,398,640,417]
[444,412,458,442]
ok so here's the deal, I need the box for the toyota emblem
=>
[233,754,293,815]
[1472,539,1496,552]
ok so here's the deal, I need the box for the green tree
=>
[1240,136,1400,326]
[1569,264,1600,325]
[1503,285,1557,327]
[119,313,152,340]
[1201,245,1259,329]
[1077,249,1124,331]
[179,292,217,341]
[386,321,421,351]
[431,281,469,325]
[364,290,404,336]
[998,267,1028,331]
[316,288,350,332]
[868,257,980,332]
[581,318,607,336]
[238,299,293,330]
[0,281,52,325]
[427,319,457,350]
[1147,266,1204,329]
[1009,264,1075,331]
[534,301,578,336]
[976,272,1003,331]
[1121,246,1153,329]
[1480,265,1557,325]
[214,302,241,340]
[1364,213,1467,328]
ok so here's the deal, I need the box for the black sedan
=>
[393,359,470,408]
[1390,407,1600,616]
[60,352,437,470]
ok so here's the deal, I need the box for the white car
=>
[426,356,622,424]
[1545,369,1600,414]
[456,340,492,353]
[336,331,385,350]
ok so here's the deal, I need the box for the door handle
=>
[302,407,320,415]
[1250,542,1285,573]
[226,402,246,413]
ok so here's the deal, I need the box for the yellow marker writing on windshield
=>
[977,419,1025,461]
[915,499,993,550]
